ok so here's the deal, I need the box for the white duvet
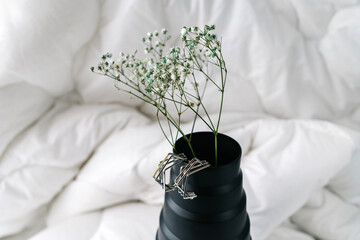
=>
[1,0,360,239]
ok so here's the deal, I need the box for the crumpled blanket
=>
[1,0,359,240]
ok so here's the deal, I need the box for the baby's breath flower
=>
[92,24,227,166]
[180,27,187,36]
[191,26,198,32]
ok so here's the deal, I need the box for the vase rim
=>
[174,131,242,169]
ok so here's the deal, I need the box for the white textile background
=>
[0,0,360,239]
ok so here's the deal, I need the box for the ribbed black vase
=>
[156,132,251,240]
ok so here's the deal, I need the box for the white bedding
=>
[1,0,360,239]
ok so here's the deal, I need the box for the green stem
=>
[156,100,196,159]
[156,110,173,147]
[215,62,227,132]
[190,73,215,130]
[214,53,227,167]
[214,132,218,167]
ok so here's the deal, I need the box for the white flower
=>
[180,27,187,36]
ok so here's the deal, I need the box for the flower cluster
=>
[181,24,220,58]
[91,25,227,165]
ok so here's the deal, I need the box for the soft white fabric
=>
[1,0,360,240]
[291,188,360,240]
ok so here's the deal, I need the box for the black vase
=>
[156,132,251,240]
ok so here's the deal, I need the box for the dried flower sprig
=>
[91,24,227,166]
